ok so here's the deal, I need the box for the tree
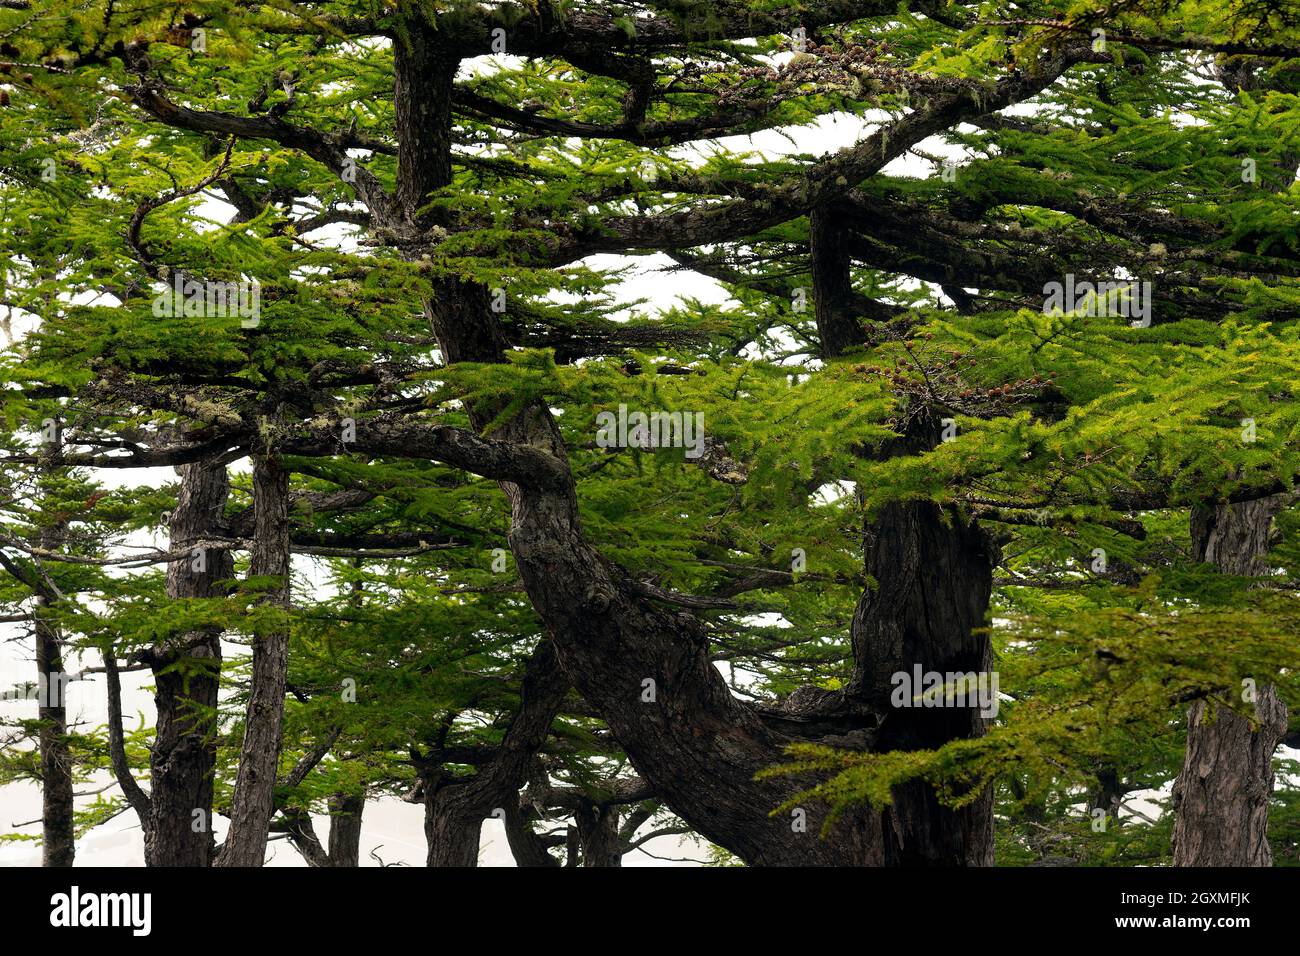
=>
[2,0,1298,867]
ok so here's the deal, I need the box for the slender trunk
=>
[1171,495,1289,866]
[36,422,74,867]
[145,460,231,866]
[215,454,290,866]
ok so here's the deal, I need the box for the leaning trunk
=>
[215,454,291,866]
[145,459,232,866]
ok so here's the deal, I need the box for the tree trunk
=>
[326,793,364,867]
[501,798,561,867]
[36,422,74,867]
[1171,495,1289,866]
[848,499,997,865]
[814,211,997,865]
[35,550,74,867]
[424,640,568,866]
[215,453,290,866]
[575,802,623,867]
[145,459,232,866]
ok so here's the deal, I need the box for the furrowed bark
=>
[36,523,74,867]
[216,453,291,866]
[816,210,997,865]
[845,499,997,865]
[326,793,364,867]
[574,801,623,867]
[146,459,232,867]
[35,421,74,867]
[423,640,568,866]
[1171,494,1289,866]
[390,12,990,866]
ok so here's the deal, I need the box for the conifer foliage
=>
[0,0,1298,867]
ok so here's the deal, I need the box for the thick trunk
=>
[423,780,486,867]
[326,793,364,867]
[215,454,291,866]
[1171,495,1289,866]
[145,460,231,867]
[575,803,623,867]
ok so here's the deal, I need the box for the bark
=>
[815,209,997,865]
[847,499,997,865]
[284,794,364,866]
[501,797,561,867]
[810,205,866,356]
[145,459,232,866]
[36,521,74,868]
[574,802,623,867]
[391,13,995,866]
[33,421,74,867]
[326,793,364,867]
[1171,494,1289,866]
[423,640,569,866]
[215,454,291,866]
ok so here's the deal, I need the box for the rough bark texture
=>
[1171,495,1289,866]
[34,424,74,867]
[284,794,365,866]
[326,793,365,867]
[145,460,232,866]
[815,207,997,866]
[501,797,562,867]
[36,519,74,868]
[848,499,997,865]
[574,802,623,867]
[215,454,290,866]
[423,640,568,866]
[391,13,995,866]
